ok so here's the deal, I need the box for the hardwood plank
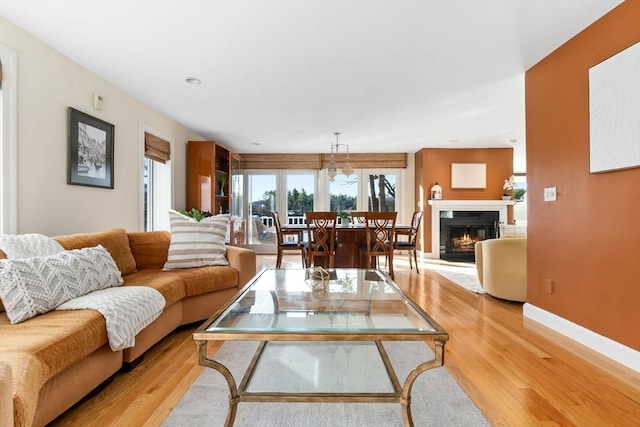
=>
[51,256,640,426]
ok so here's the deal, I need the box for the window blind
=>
[144,132,171,163]
[241,153,407,170]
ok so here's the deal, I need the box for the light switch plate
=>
[544,187,557,202]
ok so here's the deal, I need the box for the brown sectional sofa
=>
[0,228,256,426]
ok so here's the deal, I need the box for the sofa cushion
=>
[174,265,239,297]
[54,228,137,275]
[122,269,186,306]
[0,309,109,427]
[127,230,171,270]
[163,211,230,270]
[0,245,123,324]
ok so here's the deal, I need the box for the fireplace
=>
[440,211,499,261]
[427,200,514,260]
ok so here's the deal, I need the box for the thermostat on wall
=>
[93,93,104,110]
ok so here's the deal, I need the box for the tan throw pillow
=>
[54,228,137,275]
[163,210,229,270]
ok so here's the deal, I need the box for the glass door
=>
[286,172,315,225]
[245,172,277,252]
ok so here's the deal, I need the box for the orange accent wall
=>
[414,148,513,252]
[526,1,640,351]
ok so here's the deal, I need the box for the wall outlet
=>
[545,279,555,294]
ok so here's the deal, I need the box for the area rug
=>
[425,262,486,294]
[162,341,489,427]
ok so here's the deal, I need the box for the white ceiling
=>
[0,0,623,171]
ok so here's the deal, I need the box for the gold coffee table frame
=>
[193,268,449,427]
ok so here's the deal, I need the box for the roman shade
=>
[144,132,171,163]
[241,153,407,169]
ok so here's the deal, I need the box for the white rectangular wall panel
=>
[450,163,486,188]
[589,41,640,173]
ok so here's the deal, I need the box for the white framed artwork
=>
[589,41,640,173]
[451,163,486,189]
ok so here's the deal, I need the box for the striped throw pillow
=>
[163,210,230,270]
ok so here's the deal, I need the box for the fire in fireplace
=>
[439,211,499,262]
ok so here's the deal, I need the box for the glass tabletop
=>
[201,268,447,338]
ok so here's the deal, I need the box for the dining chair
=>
[362,211,397,279]
[272,211,307,268]
[394,211,423,273]
[305,211,337,268]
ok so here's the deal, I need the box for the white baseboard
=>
[523,303,640,373]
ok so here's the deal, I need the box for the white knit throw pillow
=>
[163,210,229,270]
[0,233,64,258]
[0,245,123,324]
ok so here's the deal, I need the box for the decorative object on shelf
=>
[178,208,212,222]
[338,211,351,226]
[216,173,228,196]
[305,266,330,291]
[502,175,515,200]
[67,107,114,189]
[326,132,353,182]
[430,182,442,200]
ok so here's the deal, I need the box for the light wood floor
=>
[52,255,640,426]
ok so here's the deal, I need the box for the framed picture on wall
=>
[589,41,640,173]
[451,163,486,189]
[67,107,114,189]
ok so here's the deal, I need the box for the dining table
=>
[281,223,412,268]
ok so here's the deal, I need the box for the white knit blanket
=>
[56,286,166,351]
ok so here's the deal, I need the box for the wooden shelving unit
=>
[186,141,245,244]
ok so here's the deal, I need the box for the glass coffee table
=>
[193,268,449,426]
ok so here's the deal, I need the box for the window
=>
[329,174,357,212]
[142,129,172,231]
[513,173,527,226]
[286,172,315,224]
[366,173,396,212]
[326,169,401,214]
[0,45,17,234]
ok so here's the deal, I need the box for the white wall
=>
[0,16,203,235]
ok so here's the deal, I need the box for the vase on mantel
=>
[502,195,511,200]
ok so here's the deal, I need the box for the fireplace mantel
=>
[427,199,515,259]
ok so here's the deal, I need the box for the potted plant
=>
[513,188,526,202]
[502,175,515,200]
[178,208,212,221]
[216,174,228,196]
[338,211,351,227]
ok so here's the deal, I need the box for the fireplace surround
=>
[427,200,514,259]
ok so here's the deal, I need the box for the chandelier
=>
[327,132,353,182]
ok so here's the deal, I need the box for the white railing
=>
[287,216,306,225]
[258,215,306,229]
[259,216,273,228]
